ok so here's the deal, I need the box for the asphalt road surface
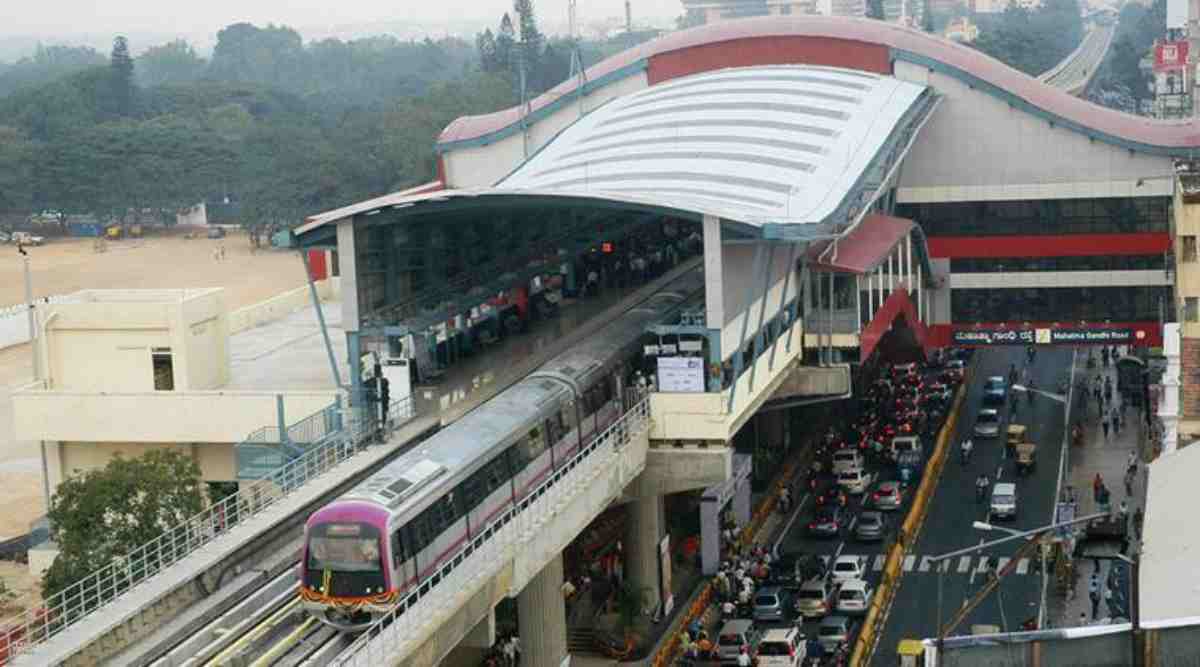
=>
[872,346,1075,665]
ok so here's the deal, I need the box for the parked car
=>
[753,586,792,623]
[717,619,760,662]
[830,555,867,582]
[832,449,865,474]
[974,408,1002,438]
[983,376,1007,405]
[755,627,807,667]
[817,615,853,652]
[868,481,904,511]
[808,507,844,538]
[795,578,838,619]
[835,579,874,615]
[854,511,885,542]
[837,468,873,495]
[990,482,1018,520]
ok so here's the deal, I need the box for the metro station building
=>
[287,17,1199,666]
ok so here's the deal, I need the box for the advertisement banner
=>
[1155,41,1189,72]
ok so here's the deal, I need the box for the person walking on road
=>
[1134,506,1144,540]
[1089,579,1102,619]
[1102,415,1110,439]
[1111,407,1121,435]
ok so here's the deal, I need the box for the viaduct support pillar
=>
[625,483,665,611]
[733,475,751,528]
[518,554,568,667]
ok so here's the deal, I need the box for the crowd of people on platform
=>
[576,224,702,298]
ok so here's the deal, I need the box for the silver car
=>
[818,615,853,651]
[974,409,1001,438]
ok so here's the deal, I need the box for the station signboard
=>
[952,327,1134,346]
[1155,41,1189,72]
[656,356,705,392]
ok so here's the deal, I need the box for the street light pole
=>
[22,252,40,380]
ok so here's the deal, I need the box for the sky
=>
[3,0,682,39]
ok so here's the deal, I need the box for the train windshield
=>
[306,522,382,573]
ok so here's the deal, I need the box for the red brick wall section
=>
[647,37,892,85]
[1182,337,1200,418]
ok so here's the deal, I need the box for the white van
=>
[832,449,865,474]
[889,435,923,461]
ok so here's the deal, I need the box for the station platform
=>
[9,263,703,667]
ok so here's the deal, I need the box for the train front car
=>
[299,501,395,632]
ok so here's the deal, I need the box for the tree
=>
[42,450,204,600]
[922,0,936,32]
[136,39,207,87]
[0,45,106,99]
[866,0,885,20]
[477,29,500,73]
[496,14,518,75]
[0,125,35,222]
[208,23,306,86]
[109,36,135,117]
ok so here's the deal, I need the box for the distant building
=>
[680,0,861,23]
[944,16,979,42]
[882,0,924,26]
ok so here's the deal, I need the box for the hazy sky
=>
[5,0,681,37]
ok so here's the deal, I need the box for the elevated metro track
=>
[1039,22,1117,97]
[5,261,702,667]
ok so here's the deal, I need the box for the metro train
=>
[298,266,705,631]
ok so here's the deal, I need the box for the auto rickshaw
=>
[897,639,925,667]
[1006,424,1027,458]
[1015,442,1037,476]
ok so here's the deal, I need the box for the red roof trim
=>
[438,16,1200,151]
[807,214,913,274]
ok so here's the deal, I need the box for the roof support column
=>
[702,214,724,331]
[855,274,862,334]
[888,250,895,294]
[336,219,363,406]
[905,234,913,293]
[868,268,875,317]
[917,260,924,324]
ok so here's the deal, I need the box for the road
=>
[1041,22,1116,95]
[872,347,1075,665]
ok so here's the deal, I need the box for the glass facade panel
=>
[898,197,1170,237]
[950,255,1166,273]
[951,286,1171,323]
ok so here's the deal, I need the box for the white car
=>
[831,555,867,582]
[974,409,1001,438]
[837,468,873,495]
[755,627,806,667]
[835,579,874,615]
[832,449,864,474]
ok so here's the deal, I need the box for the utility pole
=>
[20,246,40,380]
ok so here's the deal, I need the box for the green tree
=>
[109,36,135,116]
[136,39,207,87]
[922,0,936,32]
[42,450,204,599]
[0,125,36,222]
[208,22,306,86]
[0,45,106,98]
[514,0,545,69]
[477,29,500,73]
[496,13,517,74]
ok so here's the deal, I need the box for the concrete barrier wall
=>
[227,278,340,334]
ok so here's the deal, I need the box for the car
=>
[769,551,827,586]
[889,435,923,461]
[944,359,966,381]
[854,511,885,542]
[795,578,838,619]
[753,586,792,623]
[990,482,1018,520]
[817,615,853,652]
[983,376,1007,404]
[717,619,759,662]
[808,506,844,538]
[830,555,866,582]
[814,484,847,509]
[837,468,873,495]
[835,579,874,615]
[755,627,807,667]
[974,408,1002,438]
[868,481,904,511]
[831,449,864,474]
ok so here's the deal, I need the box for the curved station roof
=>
[498,65,932,228]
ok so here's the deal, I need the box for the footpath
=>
[1048,349,1148,627]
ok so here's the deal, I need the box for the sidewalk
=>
[1049,350,1147,628]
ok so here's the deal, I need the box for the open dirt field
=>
[0,229,310,528]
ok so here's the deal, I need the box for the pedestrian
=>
[1134,506,1144,540]
[1090,588,1101,618]
[1119,499,1129,526]
[1112,408,1121,435]
[1079,611,1089,627]
[1102,417,1109,439]
[1105,587,1116,618]
[1093,473,1102,498]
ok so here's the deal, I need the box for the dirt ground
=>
[0,229,310,610]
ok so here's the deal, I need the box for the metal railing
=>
[332,399,651,667]
[0,394,415,660]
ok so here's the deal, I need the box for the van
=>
[756,627,806,667]
[890,436,923,461]
[717,619,758,662]
[832,449,864,474]
[837,468,873,495]
[990,482,1018,520]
